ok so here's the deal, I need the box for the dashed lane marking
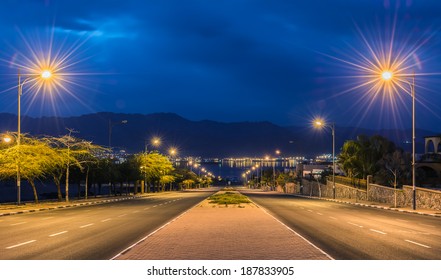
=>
[405,240,431,248]
[80,223,94,228]
[347,222,363,228]
[6,240,36,249]
[49,231,68,237]
[10,222,26,226]
[370,229,387,235]
[101,218,112,222]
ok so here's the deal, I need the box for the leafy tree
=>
[338,134,409,185]
[376,149,411,187]
[0,134,57,203]
[160,175,176,191]
[46,129,108,202]
[136,152,174,193]
[182,179,195,189]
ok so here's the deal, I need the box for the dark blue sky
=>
[1,0,441,131]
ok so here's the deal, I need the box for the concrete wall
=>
[278,179,441,210]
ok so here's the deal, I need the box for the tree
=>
[338,139,361,179]
[376,149,411,187]
[338,134,409,185]
[160,175,176,191]
[136,152,174,193]
[0,134,57,203]
[46,129,108,202]
[182,179,195,189]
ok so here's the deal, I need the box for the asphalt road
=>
[243,191,441,260]
[0,190,214,260]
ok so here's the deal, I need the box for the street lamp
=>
[382,70,417,210]
[169,148,177,165]
[314,118,336,199]
[274,150,281,191]
[145,137,161,153]
[16,69,53,205]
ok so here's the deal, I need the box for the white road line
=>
[144,207,150,210]
[80,223,94,228]
[6,240,36,249]
[329,216,337,220]
[41,217,54,220]
[316,212,323,216]
[132,211,140,213]
[11,222,26,226]
[370,229,387,235]
[307,209,313,212]
[153,205,158,208]
[49,231,68,237]
[117,214,127,218]
[101,218,112,222]
[347,222,363,228]
[405,240,431,248]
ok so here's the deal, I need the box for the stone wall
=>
[278,179,441,210]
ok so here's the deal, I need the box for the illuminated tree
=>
[0,134,57,203]
[46,129,108,202]
[136,152,174,193]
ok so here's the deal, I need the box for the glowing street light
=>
[145,136,161,152]
[314,118,336,199]
[3,136,12,143]
[15,69,53,205]
[273,149,281,191]
[381,70,417,210]
[381,71,393,81]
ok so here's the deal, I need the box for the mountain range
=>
[0,112,437,157]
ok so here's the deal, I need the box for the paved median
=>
[114,190,332,260]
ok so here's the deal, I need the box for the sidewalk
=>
[113,192,332,260]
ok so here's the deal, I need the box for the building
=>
[417,136,441,187]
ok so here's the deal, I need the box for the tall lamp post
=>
[16,69,52,205]
[382,71,416,210]
[314,119,336,199]
[274,149,280,191]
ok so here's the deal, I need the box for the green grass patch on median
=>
[208,192,251,205]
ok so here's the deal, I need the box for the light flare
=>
[321,16,441,129]
[0,26,104,116]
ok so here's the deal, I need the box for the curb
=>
[0,195,142,217]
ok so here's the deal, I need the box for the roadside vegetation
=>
[0,131,213,204]
[208,191,251,205]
